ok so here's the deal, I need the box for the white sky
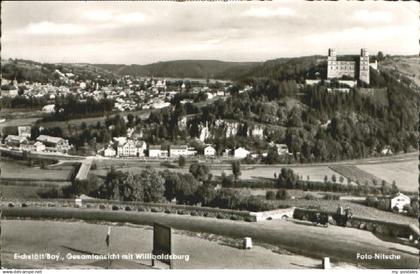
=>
[1,1,418,64]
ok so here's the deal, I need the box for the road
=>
[3,207,418,269]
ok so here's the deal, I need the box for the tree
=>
[331,174,337,183]
[266,190,276,200]
[277,168,298,188]
[339,176,344,183]
[276,189,291,200]
[231,161,241,180]
[189,163,211,182]
[377,51,385,62]
[178,156,186,168]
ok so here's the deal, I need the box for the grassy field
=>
[0,159,74,181]
[328,165,383,186]
[356,161,417,192]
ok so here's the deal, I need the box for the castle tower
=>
[359,48,370,84]
[327,48,337,79]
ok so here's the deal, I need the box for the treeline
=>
[41,95,114,122]
[275,168,399,196]
[0,95,49,109]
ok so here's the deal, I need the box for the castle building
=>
[327,48,371,85]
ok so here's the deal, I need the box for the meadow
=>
[356,161,417,192]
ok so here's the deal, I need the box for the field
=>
[329,165,383,186]
[0,159,74,181]
[356,161,417,192]
[0,159,74,199]
[380,56,420,87]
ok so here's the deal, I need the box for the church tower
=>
[327,48,337,79]
[359,48,370,84]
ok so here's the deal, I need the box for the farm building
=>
[169,145,197,157]
[149,145,168,158]
[103,146,116,157]
[234,147,250,159]
[204,145,216,157]
[18,126,32,138]
[36,135,71,153]
[20,141,46,152]
[4,135,28,147]
[390,193,411,212]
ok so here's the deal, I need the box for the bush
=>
[138,207,146,212]
[304,193,317,200]
[21,203,29,208]
[99,204,106,210]
[151,207,160,212]
[125,206,132,211]
[112,205,119,211]
[8,203,15,208]
[266,190,276,200]
[164,208,171,214]
[190,211,198,216]
[177,210,186,215]
[323,193,340,200]
[276,189,291,200]
[230,215,239,221]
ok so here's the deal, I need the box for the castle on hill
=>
[327,48,377,85]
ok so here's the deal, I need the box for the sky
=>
[1,1,418,65]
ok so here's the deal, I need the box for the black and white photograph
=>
[0,0,419,272]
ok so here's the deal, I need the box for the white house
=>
[390,193,411,212]
[234,147,250,159]
[117,140,137,157]
[136,141,147,157]
[21,141,46,152]
[169,145,188,157]
[104,146,116,157]
[42,104,56,113]
[4,135,28,147]
[18,126,32,138]
[36,135,71,153]
[204,145,216,157]
[149,145,168,158]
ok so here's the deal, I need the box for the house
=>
[104,146,116,157]
[390,193,411,212]
[381,146,393,155]
[18,126,31,138]
[204,145,216,157]
[275,144,290,155]
[36,135,71,153]
[4,135,28,147]
[136,140,147,157]
[169,145,188,157]
[234,147,250,159]
[117,140,137,157]
[42,104,56,113]
[148,145,168,158]
[21,141,46,152]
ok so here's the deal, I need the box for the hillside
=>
[379,55,420,89]
[1,59,118,83]
[94,60,259,80]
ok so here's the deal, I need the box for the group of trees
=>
[42,95,114,122]
[276,168,399,196]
